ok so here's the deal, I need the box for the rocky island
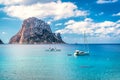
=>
[9,17,65,44]
[0,39,3,44]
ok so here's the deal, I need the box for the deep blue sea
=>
[0,44,120,80]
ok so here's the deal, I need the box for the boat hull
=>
[74,52,89,56]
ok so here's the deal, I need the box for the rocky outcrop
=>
[9,17,65,44]
[0,39,3,44]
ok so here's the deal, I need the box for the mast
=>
[83,31,86,51]
[83,31,89,53]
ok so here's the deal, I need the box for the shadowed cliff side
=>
[0,39,3,44]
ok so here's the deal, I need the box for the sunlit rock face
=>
[9,17,65,44]
[0,39,3,44]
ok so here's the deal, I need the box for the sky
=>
[0,0,120,44]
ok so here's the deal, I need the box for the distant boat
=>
[45,44,61,52]
[46,47,61,52]
[74,31,90,56]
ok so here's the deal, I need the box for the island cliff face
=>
[0,39,3,44]
[9,17,65,44]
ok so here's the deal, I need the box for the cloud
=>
[47,21,52,25]
[95,12,104,16]
[2,32,6,34]
[64,20,76,25]
[0,32,7,35]
[112,12,120,16]
[56,18,120,38]
[0,0,24,5]
[0,0,58,5]
[98,12,104,15]
[2,0,88,20]
[97,0,118,4]
[55,23,62,26]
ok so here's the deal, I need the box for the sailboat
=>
[74,31,89,56]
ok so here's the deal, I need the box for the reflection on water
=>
[0,44,120,80]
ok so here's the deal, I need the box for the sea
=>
[0,44,120,80]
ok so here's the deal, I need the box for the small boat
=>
[74,31,90,56]
[46,47,61,52]
[67,54,72,56]
[74,50,89,56]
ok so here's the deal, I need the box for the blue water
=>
[0,44,120,80]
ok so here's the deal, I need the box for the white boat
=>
[74,31,90,56]
[74,50,89,56]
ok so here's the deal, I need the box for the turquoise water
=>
[0,44,120,80]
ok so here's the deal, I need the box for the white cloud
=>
[56,18,95,34]
[2,32,6,34]
[0,32,7,35]
[99,12,104,15]
[97,21,115,27]
[47,21,51,25]
[112,12,120,16]
[55,23,62,26]
[64,20,76,25]
[84,18,93,22]
[0,0,58,5]
[2,1,88,20]
[95,12,104,16]
[97,0,118,4]
[0,0,24,5]
[56,18,120,38]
